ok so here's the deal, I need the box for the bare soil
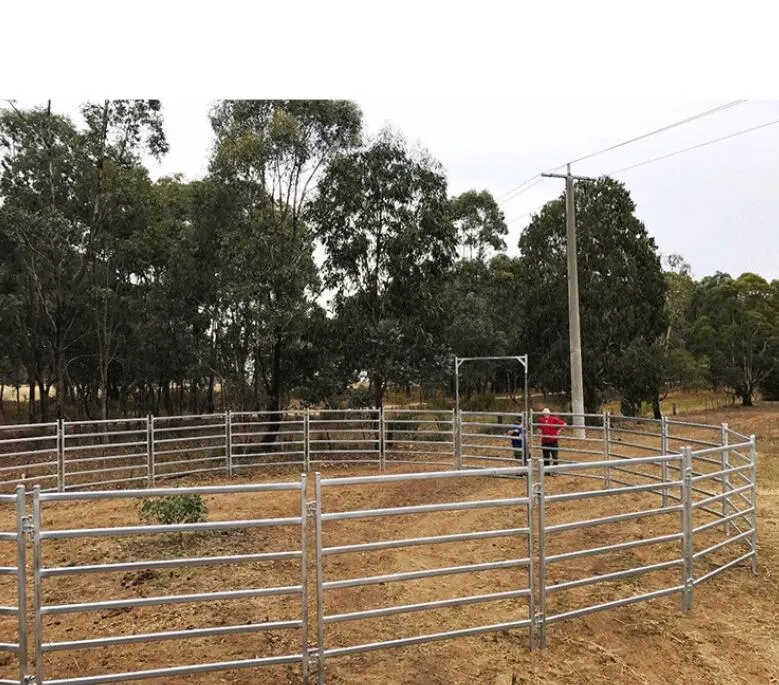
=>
[0,403,775,684]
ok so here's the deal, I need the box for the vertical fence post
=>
[15,485,27,684]
[379,407,385,473]
[526,454,535,650]
[750,435,758,574]
[451,409,457,470]
[314,473,325,685]
[304,408,310,473]
[299,473,309,685]
[455,411,463,470]
[602,411,610,489]
[660,416,669,508]
[57,419,65,493]
[149,415,156,487]
[681,447,694,613]
[534,455,546,648]
[32,486,43,685]
[522,411,528,467]
[528,409,535,465]
[720,423,730,536]
[225,411,233,479]
[146,414,153,488]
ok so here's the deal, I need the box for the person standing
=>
[537,407,566,471]
[506,416,525,464]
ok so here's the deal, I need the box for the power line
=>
[496,173,543,202]
[506,198,558,226]
[568,99,748,166]
[499,176,546,205]
[610,117,779,175]
[497,100,747,203]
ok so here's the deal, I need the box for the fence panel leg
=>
[314,474,325,685]
[603,411,611,489]
[304,408,310,474]
[750,436,758,574]
[226,411,233,478]
[455,412,462,470]
[379,408,385,473]
[721,423,730,536]
[660,416,668,508]
[534,456,547,648]
[526,457,536,650]
[57,419,65,493]
[149,415,156,487]
[33,486,44,684]
[681,448,694,613]
[15,485,27,684]
[300,474,309,685]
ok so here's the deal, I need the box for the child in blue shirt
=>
[506,416,525,464]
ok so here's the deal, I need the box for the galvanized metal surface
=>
[0,411,760,683]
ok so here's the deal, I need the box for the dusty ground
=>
[0,403,774,684]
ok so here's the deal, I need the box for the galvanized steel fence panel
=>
[230,410,306,471]
[0,423,58,493]
[32,478,309,684]
[382,409,455,468]
[314,466,534,683]
[308,409,380,467]
[0,411,760,683]
[459,411,526,467]
[61,418,149,491]
[152,414,228,482]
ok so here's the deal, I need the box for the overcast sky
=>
[12,97,779,281]
[138,97,778,281]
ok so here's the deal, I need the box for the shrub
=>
[139,493,208,526]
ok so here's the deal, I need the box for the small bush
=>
[139,493,208,526]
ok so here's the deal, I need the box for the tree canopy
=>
[0,99,774,422]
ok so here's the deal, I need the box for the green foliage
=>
[518,177,667,413]
[1,100,776,422]
[309,128,457,407]
[139,493,208,526]
[450,189,508,260]
[689,272,779,405]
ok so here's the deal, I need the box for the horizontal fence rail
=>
[314,466,534,684]
[32,479,309,685]
[0,410,759,683]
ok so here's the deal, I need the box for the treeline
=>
[0,100,776,423]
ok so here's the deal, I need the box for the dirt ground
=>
[0,403,775,684]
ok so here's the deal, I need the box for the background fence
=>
[0,410,759,683]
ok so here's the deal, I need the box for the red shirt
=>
[538,414,566,443]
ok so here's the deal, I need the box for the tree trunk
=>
[28,381,35,423]
[99,363,108,421]
[55,339,65,420]
[38,379,49,423]
[652,393,662,420]
[261,337,284,446]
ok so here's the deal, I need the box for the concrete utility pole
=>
[541,163,595,437]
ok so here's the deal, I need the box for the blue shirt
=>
[508,423,524,449]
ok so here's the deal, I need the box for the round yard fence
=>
[0,410,758,684]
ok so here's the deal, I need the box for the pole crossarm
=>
[455,355,528,370]
[541,172,596,181]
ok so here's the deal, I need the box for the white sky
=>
[5,3,779,282]
[136,97,779,281]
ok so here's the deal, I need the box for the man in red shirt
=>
[537,407,566,471]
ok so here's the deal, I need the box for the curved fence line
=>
[0,410,759,684]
